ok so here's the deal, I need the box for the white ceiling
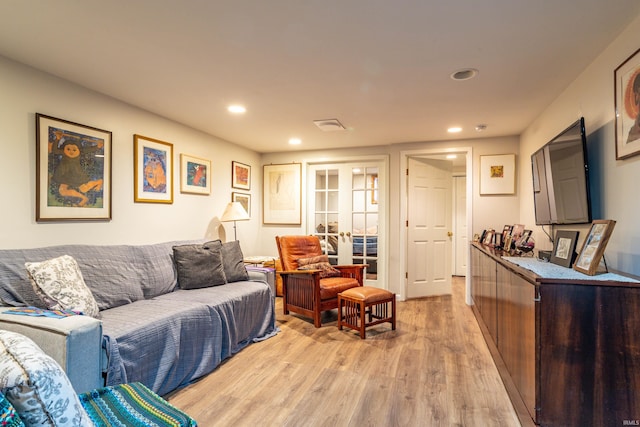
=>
[1,1,639,153]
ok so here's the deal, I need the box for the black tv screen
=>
[531,117,591,225]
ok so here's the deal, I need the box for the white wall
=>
[261,135,520,297]
[520,15,640,276]
[0,56,262,249]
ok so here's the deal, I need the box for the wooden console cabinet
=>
[470,243,640,427]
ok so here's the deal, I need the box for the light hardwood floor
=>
[167,277,522,427]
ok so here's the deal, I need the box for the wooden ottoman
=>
[338,286,396,339]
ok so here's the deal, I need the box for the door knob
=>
[339,232,344,237]
[346,232,351,237]
[448,231,453,237]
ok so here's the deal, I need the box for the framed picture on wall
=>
[35,113,112,221]
[263,163,301,225]
[232,161,251,190]
[180,154,211,195]
[134,134,174,204]
[479,154,516,195]
[573,220,616,275]
[232,192,251,218]
[614,48,640,160]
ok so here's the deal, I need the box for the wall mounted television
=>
[531,117,592,225]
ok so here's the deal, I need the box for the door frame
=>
[399,147,473,304]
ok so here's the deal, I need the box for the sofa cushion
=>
[0,331,94,427]
[219,241,249,282]
[25,255,100,318]
[173,241,226,289]
[0,392,24,427]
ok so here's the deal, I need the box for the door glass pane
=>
[313,168,339,263]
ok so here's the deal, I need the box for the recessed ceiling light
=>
[288,138,301,145]
[450,68,479,81]
[448,127,462,133]
[227,105,246,114]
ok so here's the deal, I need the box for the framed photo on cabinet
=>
[35,113,112,221]
[134,134,173,204]
[550,230,579,268]
[573,220,616,275]
[263,163,301,225]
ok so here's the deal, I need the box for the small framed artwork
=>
[502,224,513,243]
[134,134,173,204]
[503,235,513,252]
[516,229,532,247]
[232,161,251,190]
[480,154,516,195]
[574,220,616,275]
[180,154,211,195]
[550,230,579,268]
[36,113,112,221]
[232,192,251,217]
[511,224,525,241]
[263,163,302,225]
[614,48,640,160]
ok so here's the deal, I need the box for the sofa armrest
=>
[0,308,103,394]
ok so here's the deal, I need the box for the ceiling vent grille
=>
[313,118,346,132]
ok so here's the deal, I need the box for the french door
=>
[308,161,385,288]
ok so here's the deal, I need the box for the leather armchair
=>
[275,235,365,327]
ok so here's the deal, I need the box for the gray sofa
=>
[0,240,277,396]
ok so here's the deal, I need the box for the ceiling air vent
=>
[313,118,346,132]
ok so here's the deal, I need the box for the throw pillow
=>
[0,331,94,427]
[24,255,100,318]
[0,392,25,427]
[297,255,342,278]
[173,241,226,289]
[219,240,249,282]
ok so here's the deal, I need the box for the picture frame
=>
[502,224,513,243]
[573,220,616,275]
[36,113,112,221]
[511,224,525,241]
[614,48,640,160]
[263,163,301,225]
[482,229,495,246]
[180,154,211,195]
[503,235,513,252]
[232,161,251,190]
[134,134,173,204]
[232,192,251,218]
[480,154,516,195]
[516,229,532,248]
[550,230,579,268]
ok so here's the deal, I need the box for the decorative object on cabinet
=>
[133,134,173,204]
[232,192,251,218]
[614,47,640,160]
[180,154,211,195]
[232,161,251,190]
[479,154,516,195]
[35,113,112,221]
[263,163,302,225]
[550,230,579,267]
[482,229,495,246]
[573,219,616,275]
[220,201,250,241]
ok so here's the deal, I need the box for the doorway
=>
[400,148,473,302]
[308,161,386,288]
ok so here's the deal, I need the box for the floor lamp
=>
[220,202,250,241]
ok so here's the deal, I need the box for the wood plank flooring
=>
[167,277,522,426]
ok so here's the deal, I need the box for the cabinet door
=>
[480,251,497,341]
[496,265,536,421]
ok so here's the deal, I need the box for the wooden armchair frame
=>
[276,236,365,327]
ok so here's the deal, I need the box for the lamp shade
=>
[220,202,249,222]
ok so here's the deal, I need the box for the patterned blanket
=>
[79,382,197,427]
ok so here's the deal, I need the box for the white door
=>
[453,176,467,276]
[308,162,385,288]
[407,157,452,298]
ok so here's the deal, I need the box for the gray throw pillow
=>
[173,241,226,289]
[220,241,249,283]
